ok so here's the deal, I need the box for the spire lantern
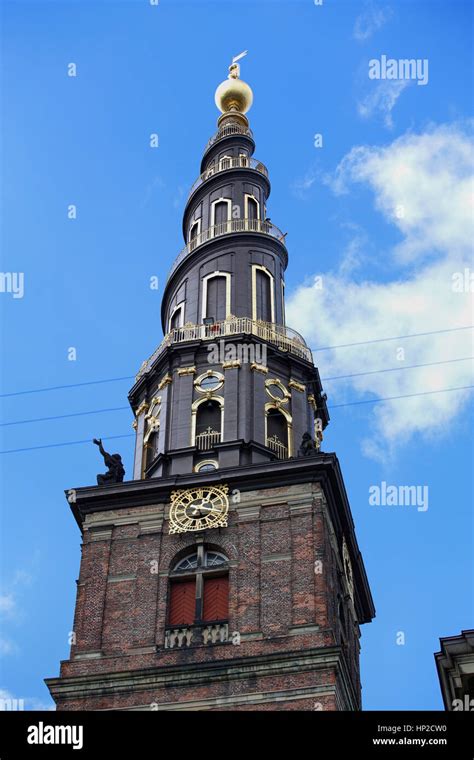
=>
[214,51,253,115]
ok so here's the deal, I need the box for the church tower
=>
[46,57,374,711]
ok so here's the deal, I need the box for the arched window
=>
[211,198,231,229]
[265,403,292,459]
[255,269,271,321]
[143,397,161,472]
[252,265,275,323]
[218,155,232,171]
[266,409,288,459]
[168,549,229,626]
[194,459,218,473]
[206,276,226,322]
[169,303,184,332]
[245,194,259,222]
[203,274,229,322]
[189,220,201,247]
[194,399,222,450]
[214,201,228,225]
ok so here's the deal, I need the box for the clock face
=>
[169,485,229,534]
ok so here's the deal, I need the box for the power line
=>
[0,434,135,455]
[322,356,474,382]
[0,407,130,428]
[1,357,472,429]
[1,385,472,454]
[1,325,472,399]
[0,376,134,399]
[328,385,474,409]
[311,325,474,352]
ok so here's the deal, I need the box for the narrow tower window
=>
[195,399,222,450]
[266,408,289,459]
[255,269,272,322]
[214,200,229,226]
[189,220,201,247]
[252,265,275,323]
[245,194,259,222]
[205,276,227,322]
[169,304,184,332]
[202,273,231,323]
[219,155,232,170]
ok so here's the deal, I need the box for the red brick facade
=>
[46,469,373,711]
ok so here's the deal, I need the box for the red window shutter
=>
[169,580,196,625]
[203,576,229,622]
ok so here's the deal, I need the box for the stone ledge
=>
[288,624,321,635]
[107,574,136,583]
[47,645,353,704]
[133,684,336,711]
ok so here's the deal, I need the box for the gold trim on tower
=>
[158,373,173,390]
[135,401,149,417]
[250,362,269,374]
[178,366,197,376]
[289,379,305,393]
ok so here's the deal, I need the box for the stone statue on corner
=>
[93,438,125,485]
[298,432,320,457]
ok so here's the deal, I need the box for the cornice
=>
[65,452,375,623]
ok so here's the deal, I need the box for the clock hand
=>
[189,498,208,515]
[199,506,223,516]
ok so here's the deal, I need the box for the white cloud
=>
[338,223,370,276]
[0,595,16,617]
[290,167,319,200]
[354,2,393,42]
[0,688,54,711]
[0,638,18,656]
[141,175,165,207]
[357,79,409,129]
[173,184,186,209]
[328,124,474,262]
[287,123,474,460]
[0,564,38,658]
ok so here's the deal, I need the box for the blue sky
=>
[1,0,472,710]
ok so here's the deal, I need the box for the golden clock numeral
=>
[169,484,229,534]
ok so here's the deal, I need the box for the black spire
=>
[129,59,329,480]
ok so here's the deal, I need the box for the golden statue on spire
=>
[215,51,253,115]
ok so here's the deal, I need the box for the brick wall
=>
[48,481,363,711]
